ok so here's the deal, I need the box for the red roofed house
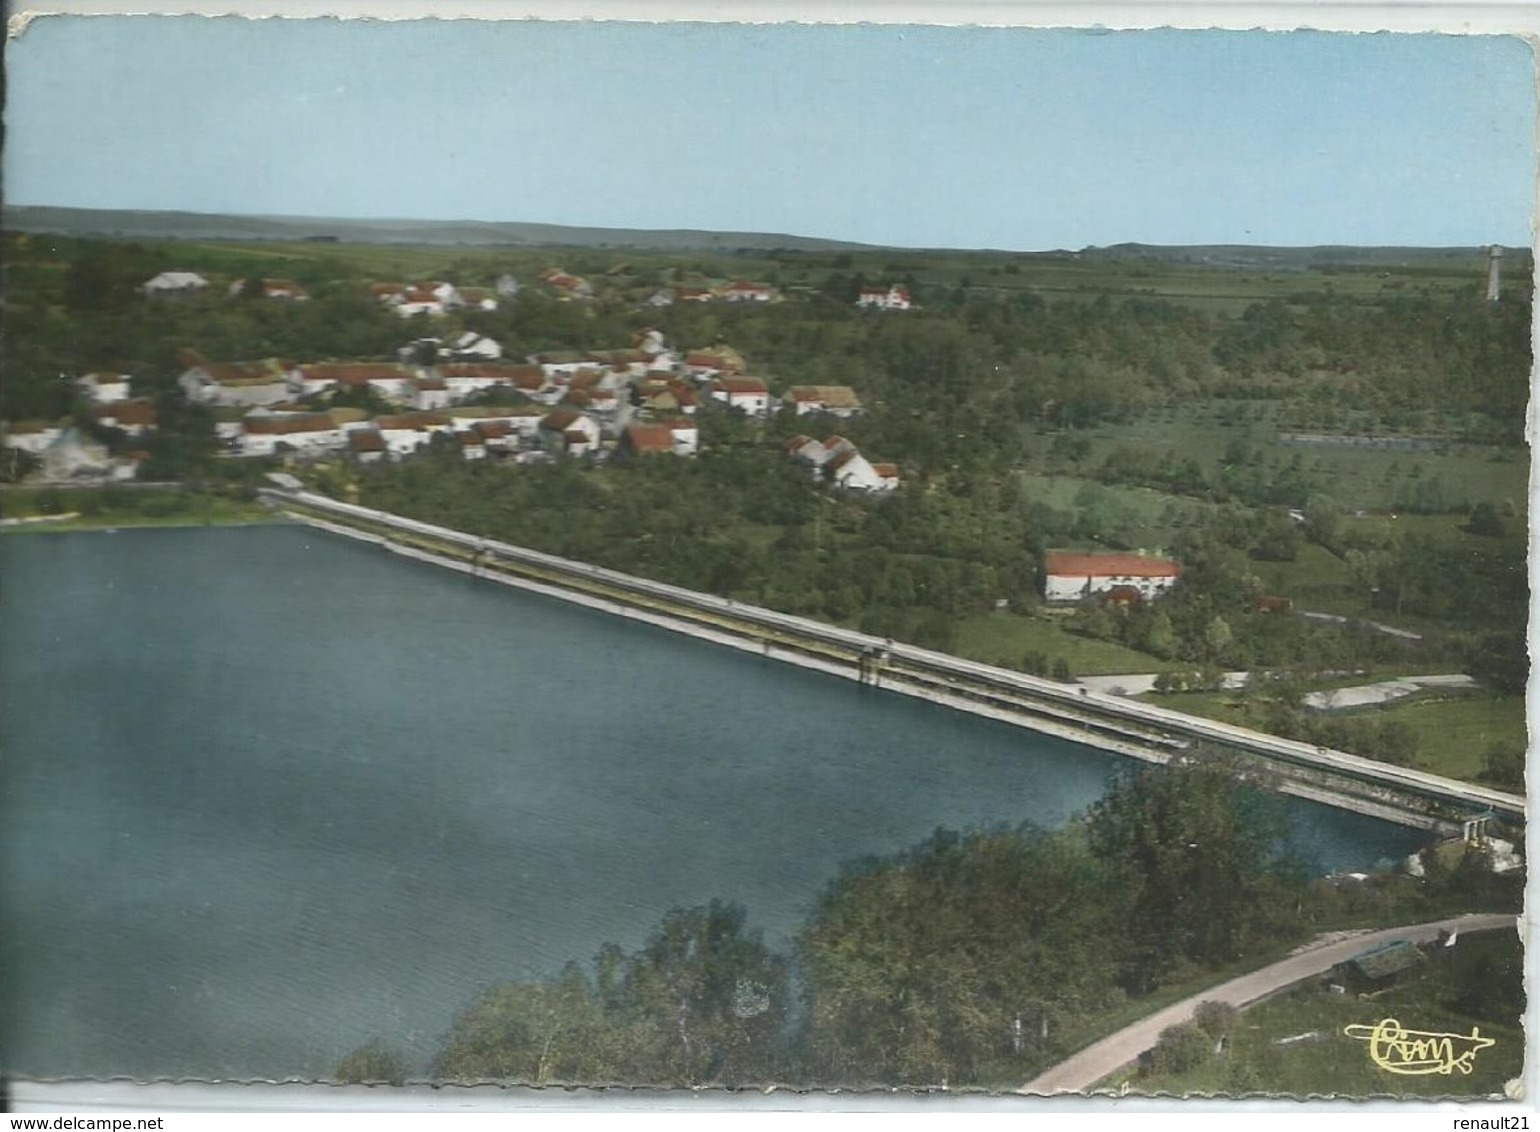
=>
[683,349,745,378]
[348,429,387,464]
[538,409,600,457]
[412,376,453,411]
[179,358,292,407]
[376,412,454,457]
[856,284,913,311]
[621,423,676,457]
[1042,552,1181,603]
[93,399,159,439]
[289,362,417,401]
[78,372,133,404]
[472,420,514,452]
[708,376,770,418]
[826,448,890,493]
[787,385,863,418]
[237,413,344,458]
[231,278,308,301]
[438,363,538,402]
[663,418,699,457]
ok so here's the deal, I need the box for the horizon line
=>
[3,202,1527,256]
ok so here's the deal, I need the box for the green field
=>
[1121,929,1524,1098]
[955,610,1171,676]
[1024,401,1528,516]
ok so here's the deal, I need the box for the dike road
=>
[258,487,1524,832]
[1021,912,1518,1095]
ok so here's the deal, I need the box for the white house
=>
[708,376,771,418]
[538,409,601,457]
[375,412,455,457]
[471,420,515,453]
[458,432,488,461]
[140,272,208,299]
[78,372,133,403]
[664,418,699,457]
[538,269,593,301]
[498,406,549,441]
[411,377,454,411]
[530,351,592,382]
[179,359,291,407]
[386,281,461,318]
[92,399,158,439]
[347,430,388,464]
[288,362,418,402]
[786,385,863,418]
[2,421,64,454]
[856,284,913,311]
[229,278,309,301]
[720,280,776,303]
[1042,551,1182,603]
[430,362,545,400]
[457,287,499,313]
[237,413,345,458]
[446,331,503,361]
[826,449,892,493]
[683,350,744,379]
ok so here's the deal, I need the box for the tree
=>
[1086,756,1296,993]
[617,900,789,1085]
[1478,742,1524,791]
[1202,615,1234,662]
[437,902,787,1086]
[799,826,1124,1086]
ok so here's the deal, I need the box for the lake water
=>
[0,525,1426,1080]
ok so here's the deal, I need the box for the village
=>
[3,270,910,493]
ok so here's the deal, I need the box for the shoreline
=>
[0,507,278,535]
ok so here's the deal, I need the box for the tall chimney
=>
[1485,245,1503,304]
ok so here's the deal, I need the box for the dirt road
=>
[1021,912,1517,1095]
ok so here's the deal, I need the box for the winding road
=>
[1020,912,1518,1095]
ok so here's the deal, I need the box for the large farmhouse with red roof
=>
[1042,551,1181,603]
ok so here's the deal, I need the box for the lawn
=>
[1369,696,1527,783]
[1120,928,1525,1098]
[954,611,1169,676]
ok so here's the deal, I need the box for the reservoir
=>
[0,524,1426,1081]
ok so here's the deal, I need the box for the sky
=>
[3,16,1535,249]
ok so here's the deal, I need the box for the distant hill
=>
[1073,242,1528,270]
[4,206,1523,267]
[1,205,879,253]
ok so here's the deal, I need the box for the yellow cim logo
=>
[1344,1018,1495,1076]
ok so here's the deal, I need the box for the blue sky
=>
[4,17,1534,249]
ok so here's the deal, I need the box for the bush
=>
[1150,1021,1215,1076]
[335,1040,407,1086]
